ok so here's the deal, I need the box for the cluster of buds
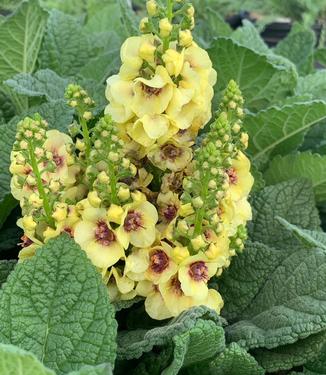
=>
[10,1,254,321]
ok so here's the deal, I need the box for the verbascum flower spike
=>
[65,84,95,160]
[87,115,135,206]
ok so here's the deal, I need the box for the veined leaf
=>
[277,217,326,250]
[274,23,315,75]
[0,344,55,375]
[231,20,269,54]
[305,342,326,374]
[244,101,326,165]
[253,331,326,373]
[5,69,70,101]
[0,0,48,83]
[0,260,16,286]
[208,37,297,111]
[265,152,326,203]
[295,70,326,102]
[315,48,326,68]
[39,10,91,76]
[0,235,117,374]
[224,242,326,349]
[249,179,320,248]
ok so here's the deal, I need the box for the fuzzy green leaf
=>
[265,152,326,203]
[205,343,264,375]
[244,101,326,165]
[253,330,326,373]
[315,48,326,68]
[0,194,17,229]
[0,260,16,286]
[39,10,91,76]
[0,0,48,84]
[231,20,269,54]
[295,71,326,102]
[274,23,315,75]
[277,217,326,250]
[0,344,55,375]
[5,69,69,101]
[117,306,224,360]
[304,342,326,374]
[208,37,297,111]
[0,235,117,374]
[224,243,326,349]
[249,179,320,247]
[67,364,113,375]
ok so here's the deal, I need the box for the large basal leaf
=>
[274,23,315,75]
[304,342,326,374]
[295,71,326,102]
[0,194,17,229]
[0,0,48,84]
[265,152,326,203]
[315,48,326,68]
[208,37,297,111]
[39,10,91,77]
[0,344,55,375]
[0,235,117,374]
[117,305,224,360]
[253,331,326,373]
[5,69,70,101]
[249,179,320,248]
[244,101,326,166]
[224,243,326,349]
[0,260,16,286]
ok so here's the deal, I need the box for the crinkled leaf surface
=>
[0,0,48,83]
[39,10,91,76]
[231,20,269,54]
[304,342,326,374]
[277,217,326,250]
[265,152,326,203]
[117,306,224,360]
[295,71,326,102]
[188,343,264,375]
[67,364,113,375]
[0,235,117,374]
[249,179,320,248]
[0,343,55,375]
[0,260,16,286]
[253,330,326,373]
[224,243,326,349]
[208,37,297,111]
[5,69,69,101]
[244,101,326,166]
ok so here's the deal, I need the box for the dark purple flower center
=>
[123,210,143,232]
[141,83,163,96]
[162,204,178,222]
[95,220,116,246]
[161,144,182,161]
[150,250,169,273]
[188,261,209,282]
[226,167,238,185]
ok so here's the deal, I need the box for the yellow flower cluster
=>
[10,0,254,320]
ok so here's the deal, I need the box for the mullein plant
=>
[10,0,253,320]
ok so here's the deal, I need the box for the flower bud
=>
[22,215,37,231]
[107,204,124,224]
[83,111,93,121]
[159,18,173,38]
[177,220,189,234]
[139,17,149,33]
[192,196,203,208]
[88,191,102,208]
[191,235,206,250]
[241,132,249,149]
[146,0,158,16]
[52,203,68,222]
[139,41,156,63]
[28,193,43,208]
[117,186,130,201]
[76,138,86,151]
[179,203,194,217]
[49,180,61,193]
[179,29,193,47]
[173,246,189,263]
[98,171,110,184]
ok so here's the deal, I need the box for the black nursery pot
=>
[260,21,322,47]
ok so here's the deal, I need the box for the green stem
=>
[108,162,118,204]
[80,117,91,160]
[28,141,55,228]
[193,174,209,237]
[167,0,173,21]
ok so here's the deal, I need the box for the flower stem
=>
[108,161,118,204]
[28,141,55,228]
[80,117,91,160]
[193,174,209,236]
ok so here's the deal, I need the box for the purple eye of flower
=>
[162,204,178,222]
[150,250,169,273]
[141,83,162,96]
[123,210,144,232]
[170,276,183,296]
[188,261,209,282]
[19,235,33,248]
[161,144,182,161]
[95,220,116,246]
[63,227,74,238]
[52,150,64,168]
[226,167,238,185]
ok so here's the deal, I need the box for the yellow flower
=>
[119,36,144,80]
[159,18,173,37]
[132,66,174,117]
[179,30,193,47]
[137,281,173,320]
[157,191,180,223]
[148,141,192,172]
[162,48,184,77]
[74,207,124,269]
[228,198,252,236]
[127,114,170,147]
[204,231,230,265]
[178,253,218,300]
[226,151,254,201]
[105,75,134,123]
[17,234,43,261]
[159,274,222,316]
[117,197,158,248]
[106,267,137,302]
[43,130,76,186]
